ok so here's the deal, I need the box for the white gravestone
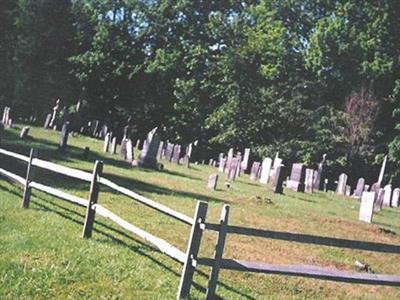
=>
[259,157,272,184]
[359,192,375,223]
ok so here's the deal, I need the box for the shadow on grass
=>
[28,193,253,300]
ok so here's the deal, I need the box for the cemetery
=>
[2,2,400,299]
[1,118,400,299]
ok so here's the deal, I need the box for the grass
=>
[1,124,400,299]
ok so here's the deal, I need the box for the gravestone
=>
[59,122,70,150]
[287,163,305,192]
[228,157,240,181]
[126,139,134,163]
[164,143,174,161]
[336,173,348,195]
[250,162,261,181]
[136,127,160,169]
[314,154,327,190]
[218,158,226,173]
[392,188,400,207]
[383,184,392,207]
[235,152,242,177]
[374,188,385,212]
[103,132,111,152]
[259,157,272,184]
[353,178,365,199]
[345,185,351,196]
[43,113,52,129]
[157,141,164,160]
[207,174,219,190]
[304,168,314,193]
[225,148,234,174]
[19,127,30,139]
[270,157,283,181]
[209,159,213,166]
[364,184,370,192]
[359,192,375,223]
[241,148,251,172]
[171,144,181,164]
[272,165,285,194]
[120,139,128,160]
[111,137,117,154]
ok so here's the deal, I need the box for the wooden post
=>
[82,160,103,238]
[177,201,208,299]
[21,148,37,208]
[205,205,230,299]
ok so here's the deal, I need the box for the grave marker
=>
[392,188,400,207]
[19,127,30,139]
[207,174,219,190]
[353,178,365,199]
[272,166,285,194]
[383,184,392,207]
[59,122,70,150]
[111,137,117,154]
[250,162,261,181]
[304,169,314,193]
[359,192,375,223]
[259,157,272,184]
[336,173,348,196]
[287,163,305,192]
[136,127,160,169]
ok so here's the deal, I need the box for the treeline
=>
[1,0,400,185]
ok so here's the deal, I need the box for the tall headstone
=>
[272,165,285,194]
[304,169,314,193]
[111,137,117,154]
[377,155,387,186]
[228,157,240,181]
[126,139,134,163]
[235,152,242,177]
[136,127,160,169]
[43,113,52,129]
[171,144,181,164]
[103,132,111,153]
[165,143,174,161]
[250,162,261,181]
[374,188,385,212]
[59,122,70,150]
[241,148,251,172]
[353,178,365,199]
[336,173,348,196]
[314,153,327,190]
[120,139,128,160]
[157,141,164,160]
[225,148,234,174]
[207,174,219,190]
[287,163,305,192]
[259,157,272,184]
[383,184,392,207]
[392,188,400,207]
[218,158,226,173]
[359,192,375,223]
[345,185,351,196]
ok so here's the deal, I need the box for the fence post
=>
[205,205,230,299]
[177,201,208,299]
[21,148,37,208]
[82,160,103,238]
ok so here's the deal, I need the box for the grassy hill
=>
[1,125,399,299]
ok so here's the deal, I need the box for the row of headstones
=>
[359,187,400,223]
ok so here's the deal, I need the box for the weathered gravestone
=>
[136,127,160,169]
[359,192,376,223]
[171,144,181,164]
[314,154,327,190]
[336,173,348,196]
[164,143,174,161]
[111,137,117,154]
[259,157,272,184]
[304,168,314,193]
[59,122,70,150]
[353,178,365,199]
[287,163,305,192]
[345,185,351,196]
[228,157,240,181]
[43,113,52,129]
[241,148,251,172]
[19,127,30,139]
[374,188,385,212]
[272,165,285,194]
[225,148,234,174]
[157,141,164,161]
[235,152,242,178]
[218,158,226,173]
[364,184,370,192]
[120,139,128,160]
[270,156,283,181]
[392,188,400,207]
[250,162,261,181]
[207,174,219,190]
[383,184,392,207]
[126,139,134,163]
[103,132,111,152]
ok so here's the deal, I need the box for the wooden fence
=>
[1,147,400,300]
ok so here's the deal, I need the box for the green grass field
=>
[1,125,400,299]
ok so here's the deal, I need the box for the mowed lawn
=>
[1,125,400,299]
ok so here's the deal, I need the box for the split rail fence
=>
[1,147,400,299]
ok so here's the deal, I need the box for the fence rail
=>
[1,146,400,300]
